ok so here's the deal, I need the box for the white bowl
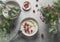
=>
[23,1,31,11]
[20,18,38,37]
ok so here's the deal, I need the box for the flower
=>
[52,13,58,17]
[45,5,52,10]
[40,16,45,22]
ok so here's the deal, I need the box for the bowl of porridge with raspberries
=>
[20,18,38,36]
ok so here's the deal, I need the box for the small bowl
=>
[20,18,39,37]
[22,1,31,11]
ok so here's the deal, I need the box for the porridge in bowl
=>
[20,19,38,36]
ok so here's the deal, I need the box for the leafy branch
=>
[41,0,60,35]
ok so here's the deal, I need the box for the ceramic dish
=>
[20,18,38,37]
[23,1,31,11]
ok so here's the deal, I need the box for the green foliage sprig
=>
[0,1,10,33]
[40,1,60,35]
